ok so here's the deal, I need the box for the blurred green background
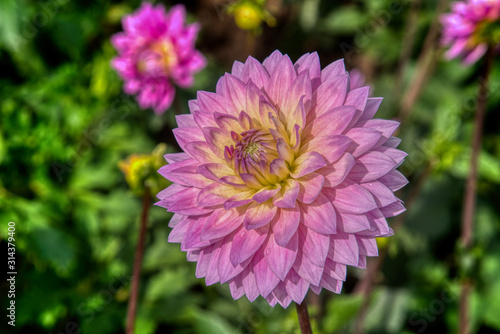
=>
[1,0,500,333]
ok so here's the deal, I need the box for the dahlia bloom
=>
[111,3,206,114]
[157,51,408,307]
[441,0,500,64]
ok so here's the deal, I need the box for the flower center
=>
[137,39,178,77]
[227,128,279,179]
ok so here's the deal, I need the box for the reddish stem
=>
[296,301,313,334]
[459,46,494,334]
[126,190,151,334]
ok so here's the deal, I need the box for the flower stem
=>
[296,301,313,334]
[459,46,494,334]
[126,189,151,334]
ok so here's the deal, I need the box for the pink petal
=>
[324,180,377,214]
[230,225,269,266]
[243,200,278,230]
[264,230,298,280]
[272,207,301,247]
[300,193,337,234]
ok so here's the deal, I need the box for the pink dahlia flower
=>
[111,3,206,114]
[441,0,500,64]
[157,51,408,307]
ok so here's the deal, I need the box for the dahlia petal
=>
[164,152,191,164]
[283,71,311,127]
[245,82,265,121]
[201,208,244,241]
[197,91,227,115]
[175,113,198,128]
[318,153,356,188]
[168,188,212,215]
[262,50,284,75]
[291,151,328,178]
[214,112,245,134]
[358,119,400,144]
[231,60,244,78]
[157,183,186,201]
[345,87,370,112]
[303,106,357,141]
[241,56,270,89]
[378,170,409,191]
[224,191,256,209]
[295,52,321,85]
[380,201,406,217]
[269,158,290,179]
[272,207,301,247]
[324,259,347,281]
[167,213,184,228]
[337,211,370,233]
[300,193,337,234]
[357,237,379,256]
[267,55,297,109]
[206,241,222,285]
[358,209,392,237]
[301,135,351,164]
[296,172,325,204]
[276,138,294,164]
[384,136,402,148]
[376,147,407,166]
[181,215,212,250]
[269,282,293,307]
[292,249,324,286]
[240,173,265,189]
[299,224,330,267]
[196,245,214,278]
[253,185,282,203]
[346,128,383,157]
[228,276,245,300]
[349,151,397,183]
[221,74,248,115]
[197,183,239,207]
[325,180,377,214]
[313,75,349,118]
[253,249,280,297]
[361,181,398,208]
[243,200,278,230]
[284,270,310,304]
[196,163,235,182]
[320,276,343,294]
[168,216,191,243]
[358,97,383,122]
[264,230,298,280]
[241,267,260,302]
[166,165,212,188]
[230,225,269,266]
[320,59,346,82]
[463,44,488,64]
[219,234,253,282]
[184,141,223,164]
[330,231,359,267]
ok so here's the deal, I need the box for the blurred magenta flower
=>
[441,0,500,65]
[157,51,408,307]
[111,3,206,114]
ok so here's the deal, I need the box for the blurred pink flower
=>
[157,51,408,307]
[111,3,206,114]
[441,0,500,65]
